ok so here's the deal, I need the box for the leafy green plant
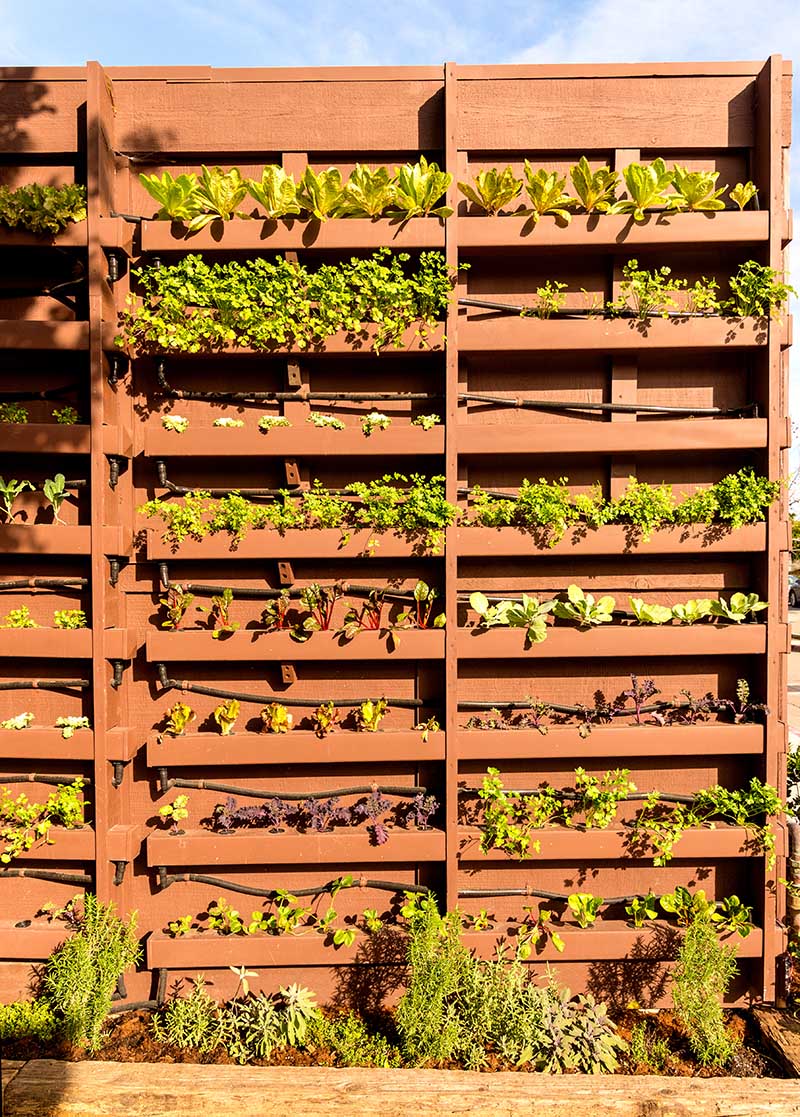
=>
[246,165,302,219]
[42,474,69,524]
[163,701,195,737]
[687,276,721,314]
[312,700,339,738]
[574,767,635,828]
[391,156,452,219]
[159,583,195,630]
[213,417,244,428]
[613,158,673,220]
[709,592,768,623]
[198,587,239,638]
[712,895,754,937]
[162,415,189,433]
[55,716,90,739]
[52,406,80,424]
[354,698,388,732]
[522,280,567,319]
[672,913,739,1066]
[53,608,86,630]
[629,597,673,624]
[395,579,445,631]
[730,181,757,210]
[457,167,523,215]
[523,164,575,224]
[139,171,202,222]
[627,1020,672,1073]
[672,598,713,624]
[1,778,85,862]
[625,893,658,929]
[191,165,249,230]
[167,914,193,938]
[553,584,615,627]
[470,591,555,645]
[0,182,87,234]
[306,1011,400,1067]
[151,973,224,1052]
[158,794,189,833]
[570,157,619,213]
[669,166,727,211]
[725,260,795,317]
[336,164,396,218]
[261,702,293,733]
[0,402,28,422]
[0,712,34,730]
[297,167,344,221]
[607,259,685,319]
[213,699,240,736]
[609,476,676,540]
[2,605,37,628]
[0,477,34,522]
[307,412,345,430]
[0,998,58,1043]
[659,885,716,926]
[412,413,440,430]
[361,411,391,436]
[477,767,567,858]
[515,906,565,958]
[416,716,440,742]
[567,892,603,928]
[258,415,291,432]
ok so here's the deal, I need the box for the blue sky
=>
[2,0,798,451]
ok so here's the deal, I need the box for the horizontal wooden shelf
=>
[0,525,131,556]
[455,723,764,761]
[147,728,445,767]
[0,629,136,660]
[0,223,88,249]
[457,211,770,250]
[461,922,763,962]
[456,523,766,557]
[145,527,434,561]
[146,628,444,662]
[114,322,445,357]
[458,825,762,861]
[0,727,95,761]
[457,418,767,456]
[144,425,444,458]
[456,624,766,659]
[0,922,72,960]
[146,929,366,969]
[146,827,446,867]
[15,826,94,862]
[457,315,771,353]
[0,423,91,454]
[138,217,446,252]
[0,320,90,350]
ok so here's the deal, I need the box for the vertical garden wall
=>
[0,59,792,1008]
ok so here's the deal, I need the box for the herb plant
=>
[2,605,37,628]
[52,406,80,424]
[672,913,739,1066]
[725,260,795,317]
[607,260,685,318]
[53,609,87,630]
[0,403,28,422]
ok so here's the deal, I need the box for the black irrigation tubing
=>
[0,868,92,885]
[456,297,725,320]
[0,678,90,692]
[1,774,93,787]
[158,573,418,602]
[458,887,640,904]
[155,867,430,897]
[0,385,82,403]
[155,663,424,709]
[155,459,302,499]
[457,698,672,714]
[162,776,426,801]
[459,392,757,418]
[0,578,87,591]
[458,786,696,804]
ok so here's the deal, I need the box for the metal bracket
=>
[108,455,129,491]
[112,860,128,886]
[156,865,172,890]
[284,459,301,486]
[277,562,295,586]
[280,664,298,685]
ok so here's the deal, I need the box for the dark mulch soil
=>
[1,1007,788,1076]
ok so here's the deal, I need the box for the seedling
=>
[622,676,661,725]
[628,597,672,625]
[336,164,396,218]
[668,166,727,211]
[0,712,34,730]
[361,411,391,437]
[52,406,80,425]
[260,702,293,734]
[730,181,757,210]
[298,582,342,635]
[198,587,239,638]
[43,474,69,524]
[160,584,195,630]
[258,415,291,432]
[411,413,440,430]
[709,592,768,623]
[0,403,28,423]
[213,417,244,428]
[711,895,753,937]
[261,590,292,631]
[247,165,302,219]
[567,892,604,928]
[312,701,339,738]
[391,156,452,219]
[55,716,90,739]
[625,893,658,928]
[553,584,615,627]
[526,280,567,319]
[612,158,673,220]
[159,794,189,834]
[671,598,713,625]
[167,914,193,938]
[714,678,768,724]
[208,898,246,936]
[570,157,619,213]
[213,699,240,736]
[457,167,523,215]
[163,702,196,737]
[307,412,345,430]
[516,906,565,959]
[523,164,575,224]
[395,580,445,630]
[415,716,440,742]
[2,606,37,629]
[161,415,189,433]
[53,609,87,630]
[355,699,388,733]
[0,477,34,522]
[361,908,384,934]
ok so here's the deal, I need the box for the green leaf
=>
[457,167,523,215]
[570,157,619,213]
[523,163,576,224]
[139,171,201,222]
[247,165,301,219]
[336,164,395,218]
[391,156,452,219]
[194,165,249,222]
[730,181,757,211]
[297,167,345,221]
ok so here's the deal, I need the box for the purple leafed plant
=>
[622,675,661,725]
[353,788,393,845]
[302,796,352,833]
[212,796,291,832]
[405,793,440,830]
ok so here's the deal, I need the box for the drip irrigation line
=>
[457,698,672,715]
[456,297,719,320]
[155,663,424,708]
[159,573,418,602]
[0,577,86,591]
[0,868,92,885]
[0,384,82,403]
[458,887,640,904]
[1,774,92,787]
[155,867,430,897]
[459,392,756,418]
[161,776,426,801]
[458,785,696,804]
[0,678,90,692]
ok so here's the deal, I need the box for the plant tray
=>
[456,624,766,659]
[138,217,446,252]
[145,528,435,561]
[144,425,444,458]
[457,825,766,861]
[456,523,767,557]
[145,628,444,662]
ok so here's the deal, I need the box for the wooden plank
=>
[752,1006,800,1076]
[6,1061,800,1117]
[456,625,766,660]
[145,528,433,561]
[144,424,444,458]
[147,729,445,767]
[458,825,764,862]
[146,629,444,663]
[139,218,445,252]
[457,524,766,557]
[0,80,86,153]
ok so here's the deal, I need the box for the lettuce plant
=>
[0,712,34,730]
[0,403,28,423]
[2,606,37,629]
[612,158,673,220]
[391,157,452,219]
[457,167,523,215]
[668,166,727,211]
[361,411,391,436]
[709,592,768,623]
[213,699,240,736]
[628,597,672,625]
[191,165,249,229]
[568,892,603,928]
[52,406,80,424]
[297,167,344,221]
[0,477,33,522]
[162,415,189,433]
[53,609,87,630]
[55,716,90,739]
[164,701,195,736]
[139,171,202,222]
[470,591,555,645]
[312,701,339,738]
[336,164,396,218]
[246,166,301,219]
[159,794,189,834]
[570,157,619,213]
[671,599,713,625]
[260,702,293,733]
[523,164,575,224]
[412,413,440,430]
[258,415,291,432]
[0,182,87,234]
[213,417,244,428]
[730,181,757,210]
[355,698,388,732]
[43,474,69,525]
[553,585,615,627]
[625,893,658,928]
